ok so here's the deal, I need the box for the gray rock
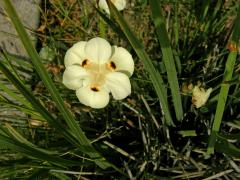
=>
[0,0,41,57]
[0,0,41,129]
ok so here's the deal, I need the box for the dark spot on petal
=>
[82,59,88,67]
[110,61,116,70]
[91,87,99,92]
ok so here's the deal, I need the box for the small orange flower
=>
[227,43,238,52]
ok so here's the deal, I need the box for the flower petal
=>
[64,41,87,67]
[99,0,126,14]
[62,65,89,90]
[192,86,212,108]
[85,37,112,64]
[110,46,134,76]
[105,72,131,100]
[113,0,126,11]
[76,86,110,108]
[99,0,110,14]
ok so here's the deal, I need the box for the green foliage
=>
[1,0,240,179]
[207,5,240,155]
[149,0,183,121]
[106,0,175,126]
[2,0,112,170]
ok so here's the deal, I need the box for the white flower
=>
[63,37,134,109]
[192,86,212,108]
[99,0,126,14]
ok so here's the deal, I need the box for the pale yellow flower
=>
[192,86,212,108]
[99,0,126,14]
[62,37,134,109]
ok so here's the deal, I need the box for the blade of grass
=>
[215,133,240,157]
[95,7,127,41]
[1,50,23,83]
[173,1,179,48]
[2,0,84,145]
[0,60,83,148]
[106,0,174,126]
[0,51,33,70]
[3,0,110,169]
[99,15,106,38]
[172,2,182,74]
[0,61,120,172]
[0,81,32,108]
[0,132,84,167]
[3,123,58,155]
[0,60,114,169]
[0,125,85,167]
[25,169,51,180]
[149,0,183,121]
[0,101,41,118]
[200,0,211,21]
[207,5,240,155]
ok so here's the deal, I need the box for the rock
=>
[0,0,41,131]
[0,0,41,57]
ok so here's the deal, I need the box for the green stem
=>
[207,5,240,155]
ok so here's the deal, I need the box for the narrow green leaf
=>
[0,59,113,169]
[0,136,82,167]
[0,81,32,108]
[178,130,197,137]
[199,0,212,21]
[215,134,240,157]
[25,169,50,180]
[106,0,174,126]
[3,0,110,169]
[0,101,41,120]
[50,171,72,180]
[96,7,127,41]
[207,5,240,155]
[1,50,23,83]
[149,0,183,121]
[0,61,77,144]
[3,124,57,155]
[0,136,10,150]
[173,2,179,49]
[0,51,33,70]
[99,15,106,38]
[0,62,112,167]
[0,127,83,167]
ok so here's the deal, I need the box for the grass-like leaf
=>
[200,0,212,21]
[215,133,240,157]
[149,0,183,121]
[106,0,174,126]
[95,7,127,41]
[0,80,32,108]
[2,0,111,169]
[207,5,240,155]
[0,60,85,150]
[0,125,84,167]
[0,45,113,170]
[0,100,40,118]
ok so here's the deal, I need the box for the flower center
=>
[81,59,117,91]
